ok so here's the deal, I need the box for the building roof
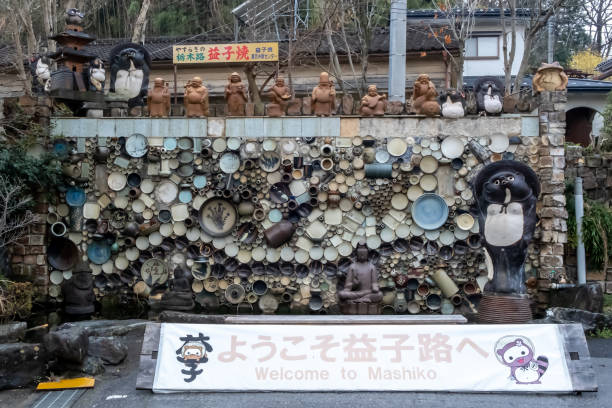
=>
[0,29,457,69]
[406,8,533,19]
[464,75,612,93]
[595,58,612,73]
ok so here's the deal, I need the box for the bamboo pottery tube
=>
[432,269,460,297]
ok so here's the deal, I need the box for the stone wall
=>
[42,111,565,316]
[565,146,612,294]
[535,91,568,310]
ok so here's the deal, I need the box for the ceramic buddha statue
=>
[160,268,195,311]
[225,72,248,116]
[265,76,292,117]
[311,72,336,116]
[359,85,387,116]
[148,77,171,117]
[184,76,209,117]
[339,242,383,314]
[62,262,95,316]
[412,74,440,117]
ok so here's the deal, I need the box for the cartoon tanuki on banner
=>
[175,333,213,382]
[494,335,549,384]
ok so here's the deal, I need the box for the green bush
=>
[0,145,63,198]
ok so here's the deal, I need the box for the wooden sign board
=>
[172,42,278,64]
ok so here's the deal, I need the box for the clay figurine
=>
[338,241,383,314]
[30,55,51,94]
[439,89,466,118]
[472,160,540,294]
[311,72,336,116]
[532,61,568,93]
[109,43,151,106]
[88,58,106,92]
[160,268,195,311]
[62,261,95,316]
[412,74,440,116]
[359,85,387,116]
[183,76,209,117]
[225,72,248,116]
[474,76,503,115]
[265,76,292,117]
[146,77,171,117]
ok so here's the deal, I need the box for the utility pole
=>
[388,0,407,103]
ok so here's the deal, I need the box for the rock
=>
[159,311,227,324]
[548,283,604,313]
[87,336,128,365]
[44,325,88,364]
[0,322,26,343]
[541,307,607,332]
[81,356,105,375]
[55,319,147,337]
[0,343,47,390]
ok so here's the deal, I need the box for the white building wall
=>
[463,23,525,77]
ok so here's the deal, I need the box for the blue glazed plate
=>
[412,193,449,230]
[65,187,86,207]
[87,240,112,265]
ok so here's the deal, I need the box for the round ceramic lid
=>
[419,156,439,174]
[366,235,381,249]
[155,180,178,204]
[198,199,237,237]
[380,228,395,242]
[489,134,510,153]
[178,150,194,164]
[107,172,127,191]
[149,231,163,246]
[125,133,148,157]
[338,242,353,257]
[280,247,295,262]
[266,248,281,263]
[280,140,297,154]
[178,137,194,150]
[441,136,464,159]
[387,138,408,156]
[87,240,111,264]
[163,138,177,150]
[220,152,240,173]
[454,228,470,240]
[412,194,449,230]
[140,179,155,194]
[50,270,63,285]
[193,175,207,189]
[136,236,149,250]
[424,229,440,240]
[375,149,390,163]
[396,224,411,238]
[295,249,310,264]
[309,246,324,260]
[141,258,168,286]
[252,247,266,261]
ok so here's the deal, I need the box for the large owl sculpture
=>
[472,161,540,294]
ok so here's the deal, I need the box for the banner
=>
[152,323,573,393]
[172,42,278,64]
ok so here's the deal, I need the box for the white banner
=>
[152,323,572,393]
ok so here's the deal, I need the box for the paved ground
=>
[2,335,611,408]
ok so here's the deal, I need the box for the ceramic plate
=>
[178,137,194,150]
[198,199,237,237]
[420,156,439,174]
[387,138,408,156]
[419,174,438,192]
[155,180,178,204]
[193,175,207,189]
[107,172,127,191]
[412,193,449,230]
[441,136,464,159]
[407,185,424,201]
[456,213,475,230]
[212,138,227,153]
[391,193,409,210]
[125,133,148,158]
[66,187,86,207]
[220,152,240,173]
[163,138,177,151]
[259,151,281,172]
[87,240,111,264]
[489,134,510,153]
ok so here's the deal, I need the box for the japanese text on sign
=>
[153,323,573,392]
[172,43,278,64]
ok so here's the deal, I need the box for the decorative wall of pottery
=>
[47,126,526,315]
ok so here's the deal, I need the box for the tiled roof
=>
[0,29,458,68]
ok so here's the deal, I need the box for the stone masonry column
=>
[536,91,568,310]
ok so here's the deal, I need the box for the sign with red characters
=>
[172,42,278,64]
[152,323,576,393]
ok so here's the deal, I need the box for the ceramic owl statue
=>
[472,160,540,294]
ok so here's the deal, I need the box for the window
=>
[465,36,499,59]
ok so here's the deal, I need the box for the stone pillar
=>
[536,91,567,310]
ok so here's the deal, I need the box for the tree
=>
[0,176,37,250]
[569,50,604,74]
[582,0,612,57]
[131,0,151,43]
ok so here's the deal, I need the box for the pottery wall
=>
[44,113,556,315]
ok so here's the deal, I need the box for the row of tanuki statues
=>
[148,71,433,118]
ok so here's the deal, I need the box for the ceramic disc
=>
[387,138,408,156]
[441,136,465,159]
[419,156,439,174]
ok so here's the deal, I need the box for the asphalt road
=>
[2,336,611,408]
